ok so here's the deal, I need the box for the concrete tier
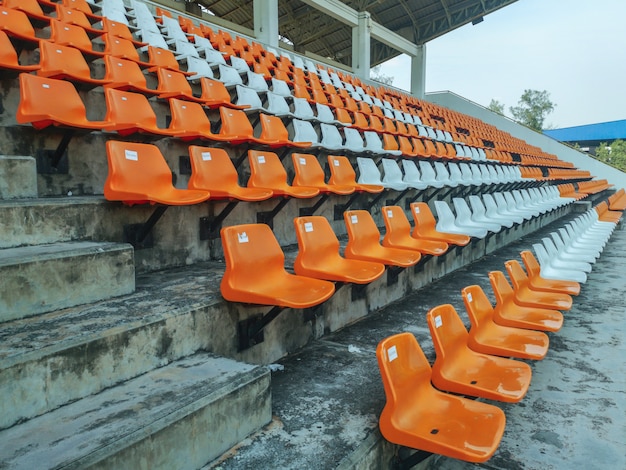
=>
[0,241,135,321]
[0,353,271,470]
[0,156,37,200]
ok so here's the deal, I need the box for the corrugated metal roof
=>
[189,0,518,68]
[544,120,626,144]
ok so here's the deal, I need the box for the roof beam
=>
[299,0,419,56]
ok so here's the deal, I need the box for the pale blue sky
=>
[381,0,626,128]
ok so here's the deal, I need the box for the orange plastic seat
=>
[16,73,107,130]
[520,250,581,296]
[0,6,40,43]
[166,98,227,142]
[103,34,155,67]
[427,304,531,402]
[462,285,550,360]
[187,146,273,201]
[292,153,355,195]
[155,67,216,103]
[54,5,102,35]
[101,18,146,46]
[0,31,39,73]
[49,19,105,58]
[344,210,421,267]
[2,0,52,24]
[247,150,319,198]
[505,260,573,311]
[217,108,278,146]
[489,270,564,332]
[327,155,384,193]
[381,205,448,256]
[37,40,109,86]
[102,55,157,94]
[147,46,193,75]
[220,223,335,307]
[259,114,311,149]
[409,202,471,246]
[61,0,96,16]
[376,332,506,463]
[293,216,385,283]
[197,77,249,109]
[104,140,211,206]
[102,88,177,137]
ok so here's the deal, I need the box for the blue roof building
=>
[544,119,626,152]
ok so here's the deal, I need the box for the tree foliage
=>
[488,99,505,115]
[509,89,556,131]
[594,140,626,172]
[370,65,394,85]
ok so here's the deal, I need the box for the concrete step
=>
[0,156,37,200]
[0,241,135,322]
[0,352,271,470]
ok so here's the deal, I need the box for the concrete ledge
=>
[0,241,135,321]
[0,353,271,470]
[0,156,37,200]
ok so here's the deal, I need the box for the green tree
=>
[509,89,556,131]
[370,65,394,85]
[488,99,505,115]
[594,140,626,172]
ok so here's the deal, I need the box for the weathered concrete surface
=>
[0,156,37,199]
[210,217,626,470]
[0,353,271,470]
[0,241,135,321]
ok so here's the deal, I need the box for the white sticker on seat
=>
[237,232,249,243]
[467,292,473,302]
[258,156,265,163]
[304,222,313,232]
[387,345,398,362]
[351,214,358,224]
[414,206,420,213]
[333,159,339,166]
[202,152,212,161]
[434,315,442,328]
[387,209,393,218]
[299,157,306,165]
[125,150,138,161]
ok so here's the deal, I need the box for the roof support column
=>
[253,0,278,48]
[352,11,371,81]
[410,44,426,99]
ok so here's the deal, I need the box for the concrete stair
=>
[0,156,37,200]
[0,352,271,470]
[0,241,135,321]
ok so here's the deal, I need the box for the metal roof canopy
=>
[191,0,518,67]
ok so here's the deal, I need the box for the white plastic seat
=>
[192,35,216,55]
[161,15,188,43]
[205,49,228,67]
[453,198,501,233]
[265,92,293,117]
[357,157,393,189]
[401,160,428,190]
[246,71,269,93]
[541,238,593,272]
[234,85,265,112]
[550,232,598,263]
[470,195,513,228]
[434,200,488,239]
[380,159,410,191]
[489,193,524,225]
[449,163,470,187]
[418,161,444,188]
[174,40,201,60]
[138,28,168,50]
[292,97,316,121]
[557,227,602,256]
[292,119,320,146]
[217,64,243,87]
[343,128,366,153]
[469,164,485,186]
[434,161,457,187]
[270,77,292,97]
[102,0,129,25]
[185,56,214,80]
[315,103,345,126]
[501,192,534,220]
[533,244,588,283]
[479,166,493,185]
[318,123,346,151]
[511,190,540,217]
[230,56,251,73]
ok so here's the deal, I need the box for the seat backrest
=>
[103,87,159,134]
[344,210,381,246]
[381,159,405,185]
[168,97,215,135]
[259,113,291,143]
[38,40,94,81]
[461,284,494,330]
[248,150,289,189]
[504,259,530,291]
[148,46,183,72]
[293,216,342,267]
[409,202,436,235]
[382,205,412,240]
[356,157,383,185]
[292,153,327,188]
[0,7,38,41]
[292,119,320,145]
[520,250,542,278]
[427,304,468,361]
[488,270,516,306]
[187,146,241,191]
[104,140,176,203]
[221,223,287,295]
[319,122,344,148]
[328,155,357,187]
[16,73,93,129]
[418,161,437,183]
[218,107,255,139]
[343,127,365,151]
[376,332,432,404]
[50,19,99,54]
